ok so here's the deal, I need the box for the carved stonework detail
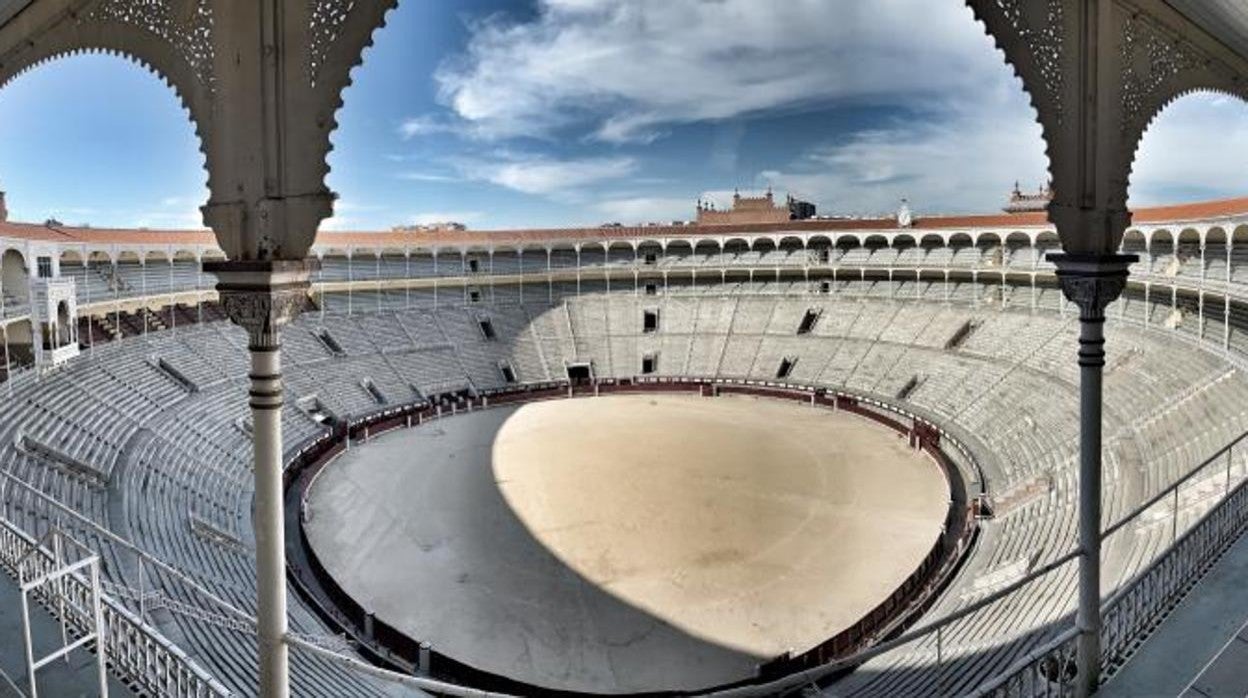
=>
[1051,254,1137,320]
[86,0,215,90]
[994,0,1066,122]
[1120,13,1202,133]
[308,0,356,87]
[216,286,308,349]
[1056,274,1128,317]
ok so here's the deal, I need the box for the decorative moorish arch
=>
[1121,228,1147,254]
[948,232,974,249]
[976,231,1003,250]
[863,234,889,250]
[1205,226,1229,249]
[777,235,805,253]
[750,236,777,255]
[1005,231,1033,249]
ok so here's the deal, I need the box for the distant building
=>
[696,188,817,225]
[393,221,468,232]
[1004,181,1052,214]
[788,198,816,221]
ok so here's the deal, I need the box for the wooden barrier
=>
[282,378,981,696]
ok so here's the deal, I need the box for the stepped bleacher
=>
[1,274,1247,695]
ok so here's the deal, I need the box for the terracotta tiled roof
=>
[1130,196,1248,223]
[2,197,1247,249]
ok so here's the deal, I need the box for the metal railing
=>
[0,517,232,698]
[972,433,1248,696]
[699,431,1248,696]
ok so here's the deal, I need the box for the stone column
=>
[203,259,314,698]
[1050,252,1135,697]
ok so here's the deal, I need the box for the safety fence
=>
[970,431,1248,696]
[0,517,232,698]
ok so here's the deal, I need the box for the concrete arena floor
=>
[303,395,948,694]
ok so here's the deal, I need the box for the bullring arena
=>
[303,394,949,693]
[4,195,1248,696]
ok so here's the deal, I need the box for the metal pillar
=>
[250,341,287,698]
[204,259,314,698]
[1051,253,1135,698]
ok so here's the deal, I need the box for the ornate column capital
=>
[1048,253,1137,321]
[201,259,318,349]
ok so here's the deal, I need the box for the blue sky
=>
[0,0,1245,232]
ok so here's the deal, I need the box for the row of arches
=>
[7,222,1248,276]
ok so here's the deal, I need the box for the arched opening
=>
[1129,92,1248,209]
[1036,230,1061,258]
[1151,229,1175,276]
[1004,232,1033,268]
[837,236,865,266]
[948,233,975,267]
[976,232,1003,267]
[635,241,663,268]
[807,235,832,265]
[893,234,918,266]
[750,238,776,265]
[1121,229,1147,255]
[664,241,693,266]
[0,53,208,230]
[55,299,71,347]
[1232,226,1248,282]
[723,239,749,264]
[1205,227,1228,280]
[1,249,28,304]
[606,242,635,266]
[1176,228,1202,277]
[693,239,721,266]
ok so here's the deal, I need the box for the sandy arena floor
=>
[303,394,948,693]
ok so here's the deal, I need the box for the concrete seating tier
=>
[1,281,1246,697]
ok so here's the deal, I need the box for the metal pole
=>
[1052,252,1134,698]
[137,556,145,623]
[91,561,109,698]
[1076,295,1105,697]
[1228,446,1235,495]
[251,340,289,698]
[53,534,68,657]
[21,588,36,698]
[1172,485,1179,543]
[3,326,10,398]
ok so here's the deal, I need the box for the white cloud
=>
[435,0,1017,142]
[131,194,206,229]
[406,211,484,226]
[397,114,458,140]
[594,196,693,224]
[757,101,1047,216]
[452,153,637,196]
[133,209,204,230]
[320,215,356,231]
[396,171,461,183]
[320,199,389,229]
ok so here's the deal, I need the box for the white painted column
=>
[203,259,313,698]
[250,341,288,698]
